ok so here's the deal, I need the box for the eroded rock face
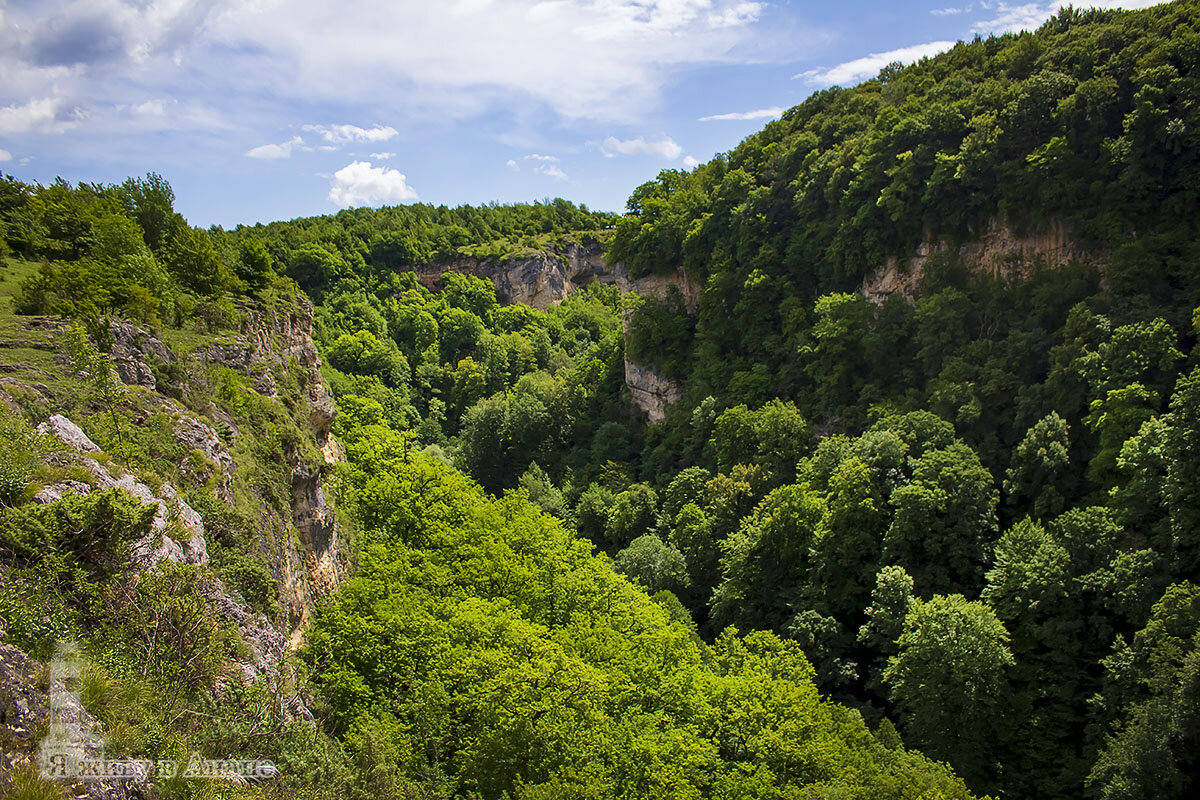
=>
[109,322,172,391]
[625,361,683,423]
[412,242,703,314]
[861,217,1104,304]
[37,414,100,453]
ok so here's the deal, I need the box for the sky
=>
[0,0,1171,228]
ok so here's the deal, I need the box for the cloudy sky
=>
[0,0,1169,227]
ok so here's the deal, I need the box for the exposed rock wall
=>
[415,242,700,423]
[105,296,345,643]
[862,218,1105,303]
[624,361,683,423]
[413,242,702,314]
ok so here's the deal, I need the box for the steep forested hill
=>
[4,2,1200,799]
[607,2,1200,798]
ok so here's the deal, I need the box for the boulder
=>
[37,414,99,453]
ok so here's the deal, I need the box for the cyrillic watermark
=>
[37,642,277,782]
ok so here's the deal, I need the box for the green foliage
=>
[0,490,155,652]
[304,405,975,800]
[326,329,411,387]
[1004,411,1072,518]
[884,442,998,597]
[884,594,1014,790]
[1089,582,1200,800]
[612,534,690,594]
[624,287,692,381]
[0,406,54,505]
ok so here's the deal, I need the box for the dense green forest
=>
[4,1,1200,799]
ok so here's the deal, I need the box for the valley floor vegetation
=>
[4,2,1200,799]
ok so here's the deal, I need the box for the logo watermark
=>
[37,642,277,782]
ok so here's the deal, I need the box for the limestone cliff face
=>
[862,218,1104,303]
[414,242,699,422]
[412,243,608,309]
[413,242,703,314]
[70,295,345,650]
[624,361,683,423]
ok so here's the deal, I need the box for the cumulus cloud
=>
[245,135,306,159]
[302,123,398,145]
[0,96,84,135]
[506,159,519,171]
[601,135,683,160]
[368,151,396,160]
[699,106,784,121]
[524,153,559,162]
[328,160,418,207]
[535,163,568,181]
[682,155,700,168]
[931,5,972,16]
[0,149,11,162]
[798,41,956,86]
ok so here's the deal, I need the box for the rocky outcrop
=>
[37,414,99,452]
[414,242,701,422]
[862,217,1105,303]
[414,242,607,309]
[170,408,235,500]
[625,361,683,424]
[109,322,173,390]
[32,423,209,569]
[413,242,703,314]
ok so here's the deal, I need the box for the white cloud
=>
[0,149,11,162]
[245,135,306,159]
[798,40,957,86]
[506,158,519,171]
[302,124,398,145]
[524,153,559,162]
[931,6,971,16]
[699,106,784,121]
[602,135,683,160]
[970,2,1167,35]
[328,160,418,207]
[204,0,773,122]
[682,155,699,168]
[369,151,396,159]
[709,2,764,28]
[535,163,568,181]
[0,96,82,135]
[969,3,1052,34]
[0,0,783,160]
[132,99,166,116]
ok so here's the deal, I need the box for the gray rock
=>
[37,414,100,453]
[63,458,208,569]
[171,412,235,486]
[109,321,173,390]
[624,361,682,423]
[33,479,92,504]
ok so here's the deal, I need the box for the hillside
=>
[3,2,1200,799]
[0,178,973,799]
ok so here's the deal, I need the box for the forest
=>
[2,1,1200,799]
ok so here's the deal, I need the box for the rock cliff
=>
[415,242,699,422]
[861,217,1105,303]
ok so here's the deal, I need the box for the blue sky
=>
[0,0,1168,228]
